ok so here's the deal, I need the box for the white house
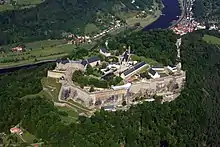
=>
[197,25,206,30]
[100,48,111,57]
[167,65,177,73]
[148,68,160,79]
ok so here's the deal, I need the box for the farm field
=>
[203,34,220,45]
[0,39,96,68]
[126,11,160,28]
[0,39,66,52]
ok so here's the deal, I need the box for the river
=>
[0,0,181,74]
[143,0,182,31]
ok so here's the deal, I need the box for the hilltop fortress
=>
[47,42,185,111]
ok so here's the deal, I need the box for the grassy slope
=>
[21,129,37,144]
[0,0,42,12]
[23,77,91,124]
[203,34,220,45]
[57,106,78,124]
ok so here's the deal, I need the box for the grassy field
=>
[116,2,161,28]
[0,40,73,68]
[0,0,42,12]
[16,0,42,5]
[203,34,220,45]
[125,10,161,28]
[85,23,100,34]
[40,77,62,101]
[21,129,37,144]
[0,39,96,68]
[0,4,14,12]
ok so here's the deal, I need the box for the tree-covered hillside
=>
[0,0,160,45]
[1,30,220,146]
[193,0,220,23]
[107,30,178,65]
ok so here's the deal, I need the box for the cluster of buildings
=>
[171,0,202,35]
[47,45,186,111]
[11,46,24,52]
[67,34,92,45]
[67,19,123,45]
[93,20,122,39]
[171,0,220,36]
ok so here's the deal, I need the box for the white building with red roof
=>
[12,46,23,52]
[10,127,23,135]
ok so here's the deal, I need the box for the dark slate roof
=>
[100,48,109,53]
[134,61,146,70]
[148,68,156,76]
[123,61,146,76]
[57,59,69,64]
[81,60,88,66]
[56,59,62,63]
[122,51,129,62]
[87,56,100,63]
[168,65,176,68]
[123,68,136,76]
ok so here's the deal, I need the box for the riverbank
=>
[169,0,186,28]
[0,60,55,74]
[126,10,161,28]
[125,2,162,29]
[143,0,181,30]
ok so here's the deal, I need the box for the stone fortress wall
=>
[130,71,186,94]
[60,71,185,108]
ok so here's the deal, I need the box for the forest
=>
[193,0,220,23]
[1,30,220,146]
[107,29,178,65]
[0,0,159,45]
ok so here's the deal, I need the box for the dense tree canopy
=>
[1,30,220,146]
[193,0,220,23]
[0,63,55,133]
[0,0,158,45]
[107,30,178,65]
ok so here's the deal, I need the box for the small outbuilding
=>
[81,56,101,68]
[87,56,101,67]
[148,68,160,79]
[167,65,177,73]
[10,127,23,135]
[100,48,111,57]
